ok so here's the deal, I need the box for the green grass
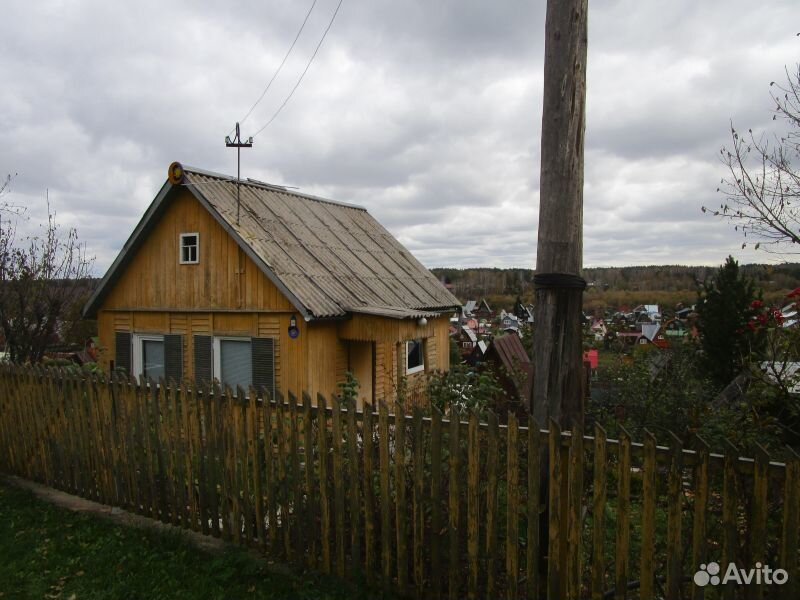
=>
[0,483,385,600]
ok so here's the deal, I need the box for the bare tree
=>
[707,64,800,252]
[0,197,94,363]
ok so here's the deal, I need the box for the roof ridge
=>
[182,166,367,211]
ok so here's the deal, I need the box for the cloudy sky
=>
[1,0,798,274]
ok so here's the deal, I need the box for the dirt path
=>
[1,474,227,554]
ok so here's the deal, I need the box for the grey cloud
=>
[1,0,798,274]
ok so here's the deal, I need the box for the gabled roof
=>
[461,325,477,343]
[487,334,533,398]
[84,164,460,320]
[490,334,531,372]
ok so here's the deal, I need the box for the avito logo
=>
[694,562,788,587]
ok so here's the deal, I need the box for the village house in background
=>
[83,163,460,408]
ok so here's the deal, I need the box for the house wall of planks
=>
[1,367,798,600]
[95,189,451,406]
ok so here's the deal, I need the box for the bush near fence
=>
[0,366,798,600]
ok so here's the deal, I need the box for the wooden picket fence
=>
[0,365,799,599]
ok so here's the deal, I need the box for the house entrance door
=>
[347,341,374,410]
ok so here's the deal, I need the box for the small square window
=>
[406,339,424,374]
[180,233,199,264]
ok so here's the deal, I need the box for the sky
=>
[0,0,798,275]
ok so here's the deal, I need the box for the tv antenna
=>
[225,122,253,225]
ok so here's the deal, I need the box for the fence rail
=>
[0,366,798,599]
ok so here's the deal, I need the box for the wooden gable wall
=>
[101,189,294,312]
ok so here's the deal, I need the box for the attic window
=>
[180,233,199,264]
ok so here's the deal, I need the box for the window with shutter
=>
[251,337,275,399]
[115,332,131,376]
[132,334,165,381]
[214,337,252,391]
[164,334,183,382]
[194,335,212,384]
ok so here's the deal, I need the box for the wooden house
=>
[474,299,493,320]
[83,163,460,408]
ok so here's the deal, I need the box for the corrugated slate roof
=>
[84,165,460,320]
[488,334,534,399]
[491,334,531,372]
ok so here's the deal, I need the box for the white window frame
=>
[213,336,252,387]
[132,333,165,379]
[179,232,200,264]
[406,339,425,375]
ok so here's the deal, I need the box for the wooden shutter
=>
[115,332,131,376]
[194,335,212,385]
[164,334,183,383]
[251,337,275,399]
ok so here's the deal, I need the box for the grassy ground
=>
[0,482,385,600]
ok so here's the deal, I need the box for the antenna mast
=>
[225,122,253,225]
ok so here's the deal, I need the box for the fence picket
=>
[486,411,499,599]
[347,398,362,575]
[249,387,265,549]
[507,413,520,600]
[592,425,608,600]
[448,410,461,600]
[548,420,563,600]
[275,391,289,557]
[666,433,683,600]
[331,395,346,578]
[182,382,196,531]
[430,408,443,600]
[750,444,769,600]
[264,391,277,550]
[237,388,252,545]
[615,426,631,600]
[526,422,541,600]
[379,401,392,585]
[396,402,409,593]
[467,410,480,600]
[208,386,222,538]
[780,448,800,600]
[317,394,332,574]
[690,435,709,600]
[640,430,656,600]
[412,407,425,598]
[223,388,238,544]
[288,394,302,559]
[362,402,376,582]
[566,425,584,600]
[302,392,317,567]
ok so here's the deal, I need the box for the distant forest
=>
[431,263,800,313]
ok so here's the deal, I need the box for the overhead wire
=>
[229,0,319,136]
[251,0,344,139]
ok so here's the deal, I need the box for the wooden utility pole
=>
[531,0,588,430]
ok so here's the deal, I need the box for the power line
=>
[231,0,320,135]
[252,0,344,139]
